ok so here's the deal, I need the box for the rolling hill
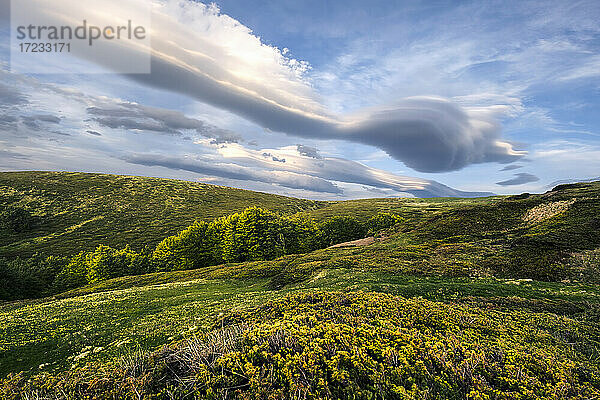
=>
[0,171,495,259]
[1,173,599,399]
[0,171,323,258]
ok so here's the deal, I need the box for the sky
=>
[0,0,599,199]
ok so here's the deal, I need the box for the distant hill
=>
[0,171,323,258]
[1,171,595,263]
[548,177,600,188]
[0,171,499,259]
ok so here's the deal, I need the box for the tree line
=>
[0,207,403,300]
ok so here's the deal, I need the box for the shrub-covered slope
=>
[0,171,489,260]
[1,177,599,399]
[2,290,599,399]
[0,171,323,258]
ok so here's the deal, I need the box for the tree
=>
[281,215,320,254]
[54,245,153,290]
[154,220,217,270]
[0,257,45,300]
[84,245,146,282]
[54,251,89,292]
[221,207,285,263]
[218,213,242,263]
[154,208,323,269]
[0,254,68,300]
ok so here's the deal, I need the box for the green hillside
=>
[302,195,500,223]
[1,174,599,399]
[0,172,322,258]
[0,171,490,260]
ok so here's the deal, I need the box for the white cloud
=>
[122,153,344,194]
[0,69,492,198]
[209,142,492,197]
[558,55,600,81]
[532,141,600,161]
[17,0,524,173]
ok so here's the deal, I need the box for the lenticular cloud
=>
[27,0,525,172]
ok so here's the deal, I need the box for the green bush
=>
[0,206,37,233]
[566,248,600,283]
[0,255,67,300]
[318,216,366,246]
[54,245,155,292]
[366,212,404,234]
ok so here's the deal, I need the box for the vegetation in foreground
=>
[0,172,599,399]
[2,289,599,399]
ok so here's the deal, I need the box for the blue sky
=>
[0,0,599,198]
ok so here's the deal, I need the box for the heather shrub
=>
[5,291,598,399]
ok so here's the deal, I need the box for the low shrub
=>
[366,212,404,234]
[0,206,38,233]
[565,248,600,283]
[4,291,598,399]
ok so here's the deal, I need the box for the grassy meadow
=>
[0,172,599,399]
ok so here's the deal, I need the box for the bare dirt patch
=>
[329,236,382,248]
